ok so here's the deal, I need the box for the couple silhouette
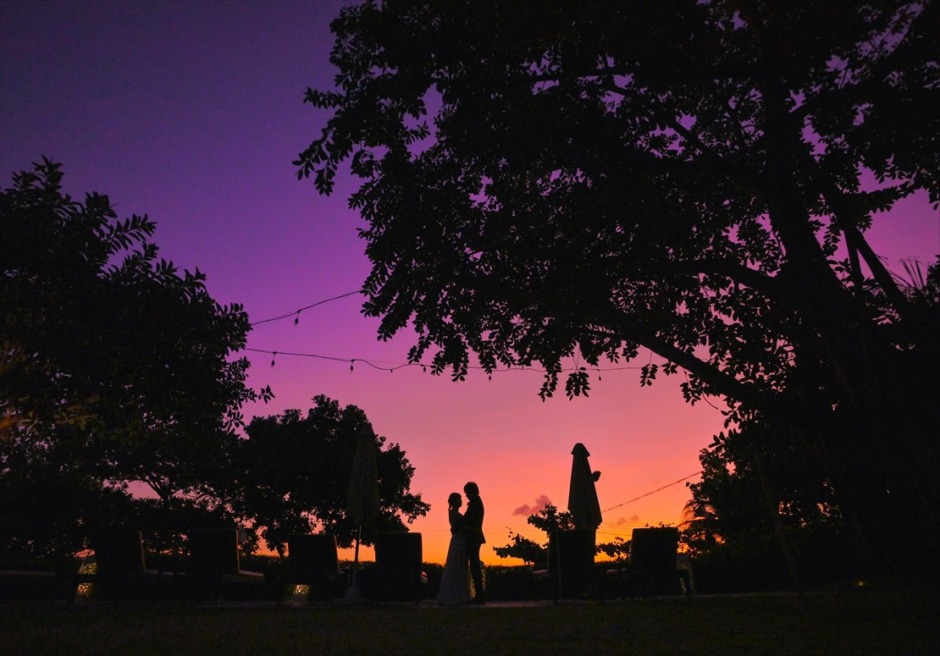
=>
[437,481,486,605]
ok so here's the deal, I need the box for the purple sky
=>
[2,0,937,563]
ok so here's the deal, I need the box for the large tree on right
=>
[298,1,939,574]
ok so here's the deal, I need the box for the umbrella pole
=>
[352,525,361,587]
[343,525,364,602]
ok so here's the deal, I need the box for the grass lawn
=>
[2,589,937,656]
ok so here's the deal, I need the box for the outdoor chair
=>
[630,527,683,596]
[286,533,346,602]
[0,566,74,603]
[371,532,428,602]
[88,529,173,601]
[186,527,265,602]
[532,529,597,600]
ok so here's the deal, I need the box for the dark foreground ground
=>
[2,588,937,656]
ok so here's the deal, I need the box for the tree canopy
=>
[1,159,269,525]
[227,395,430,553]
[494,504,574,567]
[298,1,940,573]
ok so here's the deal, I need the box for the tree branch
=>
[845,225,914,321]
[593,310,775,412]
[671,259,781,297]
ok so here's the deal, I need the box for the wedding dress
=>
[436,507,471,605]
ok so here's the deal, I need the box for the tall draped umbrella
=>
[345,424,380,599]
[567,442,602,531]
[557,443,603,598]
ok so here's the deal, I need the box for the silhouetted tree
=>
[595,536,630,566]
[1,159,270,525]
[497,503,631,567]
[683,418,852,582]
[494,504,574,566]
[493,531,545,567]
[0,431,132,564]
[298,1,940,574]
[226,395,429,554]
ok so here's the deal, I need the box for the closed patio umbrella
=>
[347,424,380,526]
[555,442,602,598]
[345,424,380,600]
[567,442,602,531]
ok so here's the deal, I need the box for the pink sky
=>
[2,0,937,565]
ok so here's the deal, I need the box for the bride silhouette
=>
[436,492,471,605]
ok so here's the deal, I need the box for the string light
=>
[250,289,362,327]
[601,471,703,514]
[246,185,649,331]
[247,289,711,539]
[241,185,726,388]
[241,182,738,397]
[245,347,643,376]
[235,182,813,546]
[242,181,909,397]
[475,470,708,546]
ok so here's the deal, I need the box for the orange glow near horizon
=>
[241,354,728,567]
[2,0,936,572]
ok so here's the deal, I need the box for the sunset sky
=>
[2,0,937,565]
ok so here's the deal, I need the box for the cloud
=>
[614,514,641,525]
[512,494,553,516]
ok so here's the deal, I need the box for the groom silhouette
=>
[463,481,486,603]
